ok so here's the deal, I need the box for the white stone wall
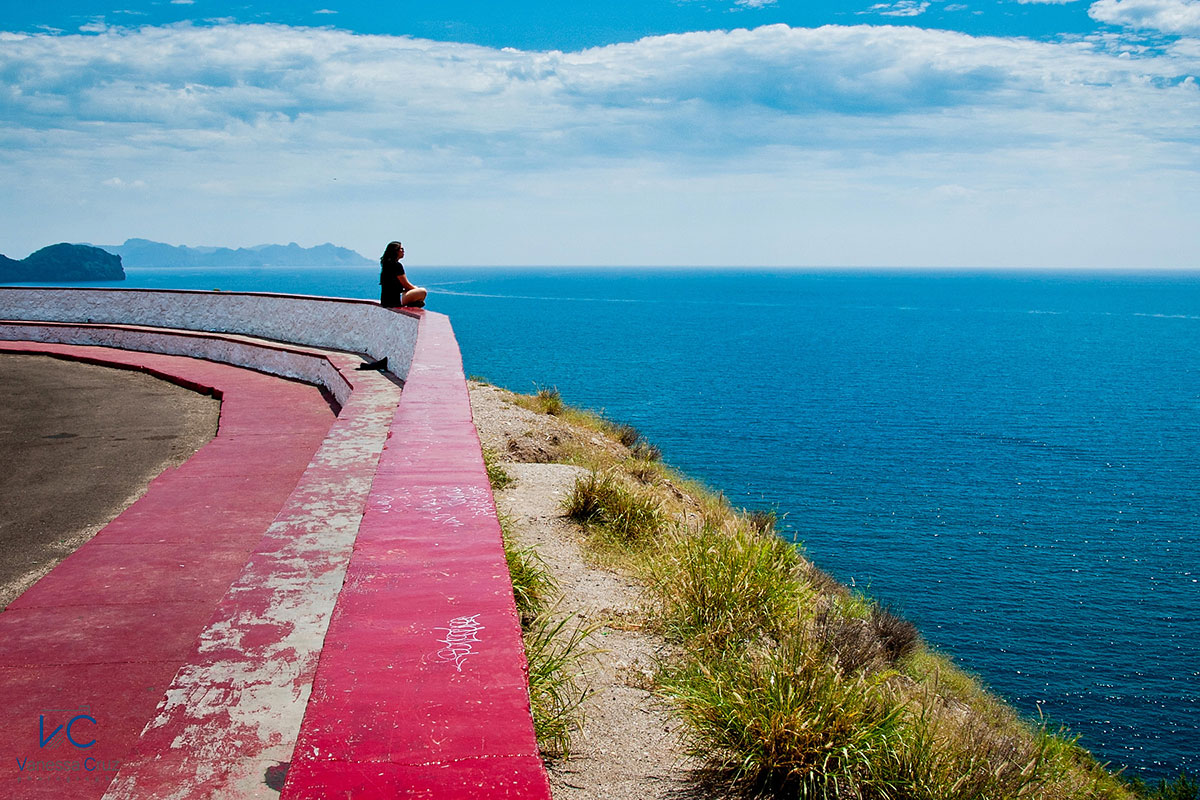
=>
[0,288,418,382]
[0,321,354,406]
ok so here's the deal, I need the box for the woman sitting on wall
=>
[379,240,427,309]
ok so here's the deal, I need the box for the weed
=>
[872,604,921,665]
[502,521,556,625]
[524,613,594,759]
[883,701,1056,800]
[612,422,641,448]
[662,637,906,797]
[811,601,921,676]
[653,523,807,649]
[534,385,564,415]
[563,470,665,545]
[482,447,514,490]
[562,470,616,524]
[510,384,567,416]
[813,607,886,676]
[599,419,663,461]
[802,561,850,599]
[627,457,663,484]
[745,507,779,535]
[630,439,662,462]
[498,513,590,759]
[1134,773,1200,800]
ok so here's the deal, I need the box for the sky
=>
[1,1,1198,267]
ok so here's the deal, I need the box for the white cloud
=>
[102,177,147,188]
[1017,0,1079,5]
[314,9,339,14]
[0,22,1197,265]
[864,1,932,16]
[1089,0,1200,34]
[735,0,779,8]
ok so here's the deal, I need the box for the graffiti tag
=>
[434,615,484,672]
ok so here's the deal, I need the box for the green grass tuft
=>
[563,470,666,545]
[745,507,780,535]
[482,447,514,491]
[501,518,556,625]
[612,422,641,448]
[1124,773,1200,800]
[653,523,808,649]
[523,613,594,759]
[533,385,564,415]
[662,637,907,797]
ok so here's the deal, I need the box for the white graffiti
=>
[434,614,484,672]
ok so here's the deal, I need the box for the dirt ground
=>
[0,353,219,608]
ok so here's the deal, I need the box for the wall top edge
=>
[0,285,374,305]
[0,286,426,320]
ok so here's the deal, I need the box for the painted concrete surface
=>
[0,353,219,609]
[282,312,550,799]
[102,347,402,800]
[0,341,337,799]
[0,292,550,799]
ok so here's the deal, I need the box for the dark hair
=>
[380,241,402,268]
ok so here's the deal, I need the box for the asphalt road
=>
[0,353,219,608]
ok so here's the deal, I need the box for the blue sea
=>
[17,265,1200,780]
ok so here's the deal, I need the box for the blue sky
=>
[2,0,1198,266]
[5,0,1110,48]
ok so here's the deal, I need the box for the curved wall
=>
[0,319,354,406]
[0,287,419,382]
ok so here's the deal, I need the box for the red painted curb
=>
[282,312,552,800]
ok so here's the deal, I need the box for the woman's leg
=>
[402,287,427,306]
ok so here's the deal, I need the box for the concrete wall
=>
[0,288,419,383]
[0,320,355,406]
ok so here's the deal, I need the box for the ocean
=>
[13,265,1200,780]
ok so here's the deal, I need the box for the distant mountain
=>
[0,243,124,282]
[101,238,374,267]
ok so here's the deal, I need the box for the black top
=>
[380,261,405,307]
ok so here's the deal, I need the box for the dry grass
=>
[563,469,667,547]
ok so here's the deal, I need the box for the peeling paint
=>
[100,342,402,800]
